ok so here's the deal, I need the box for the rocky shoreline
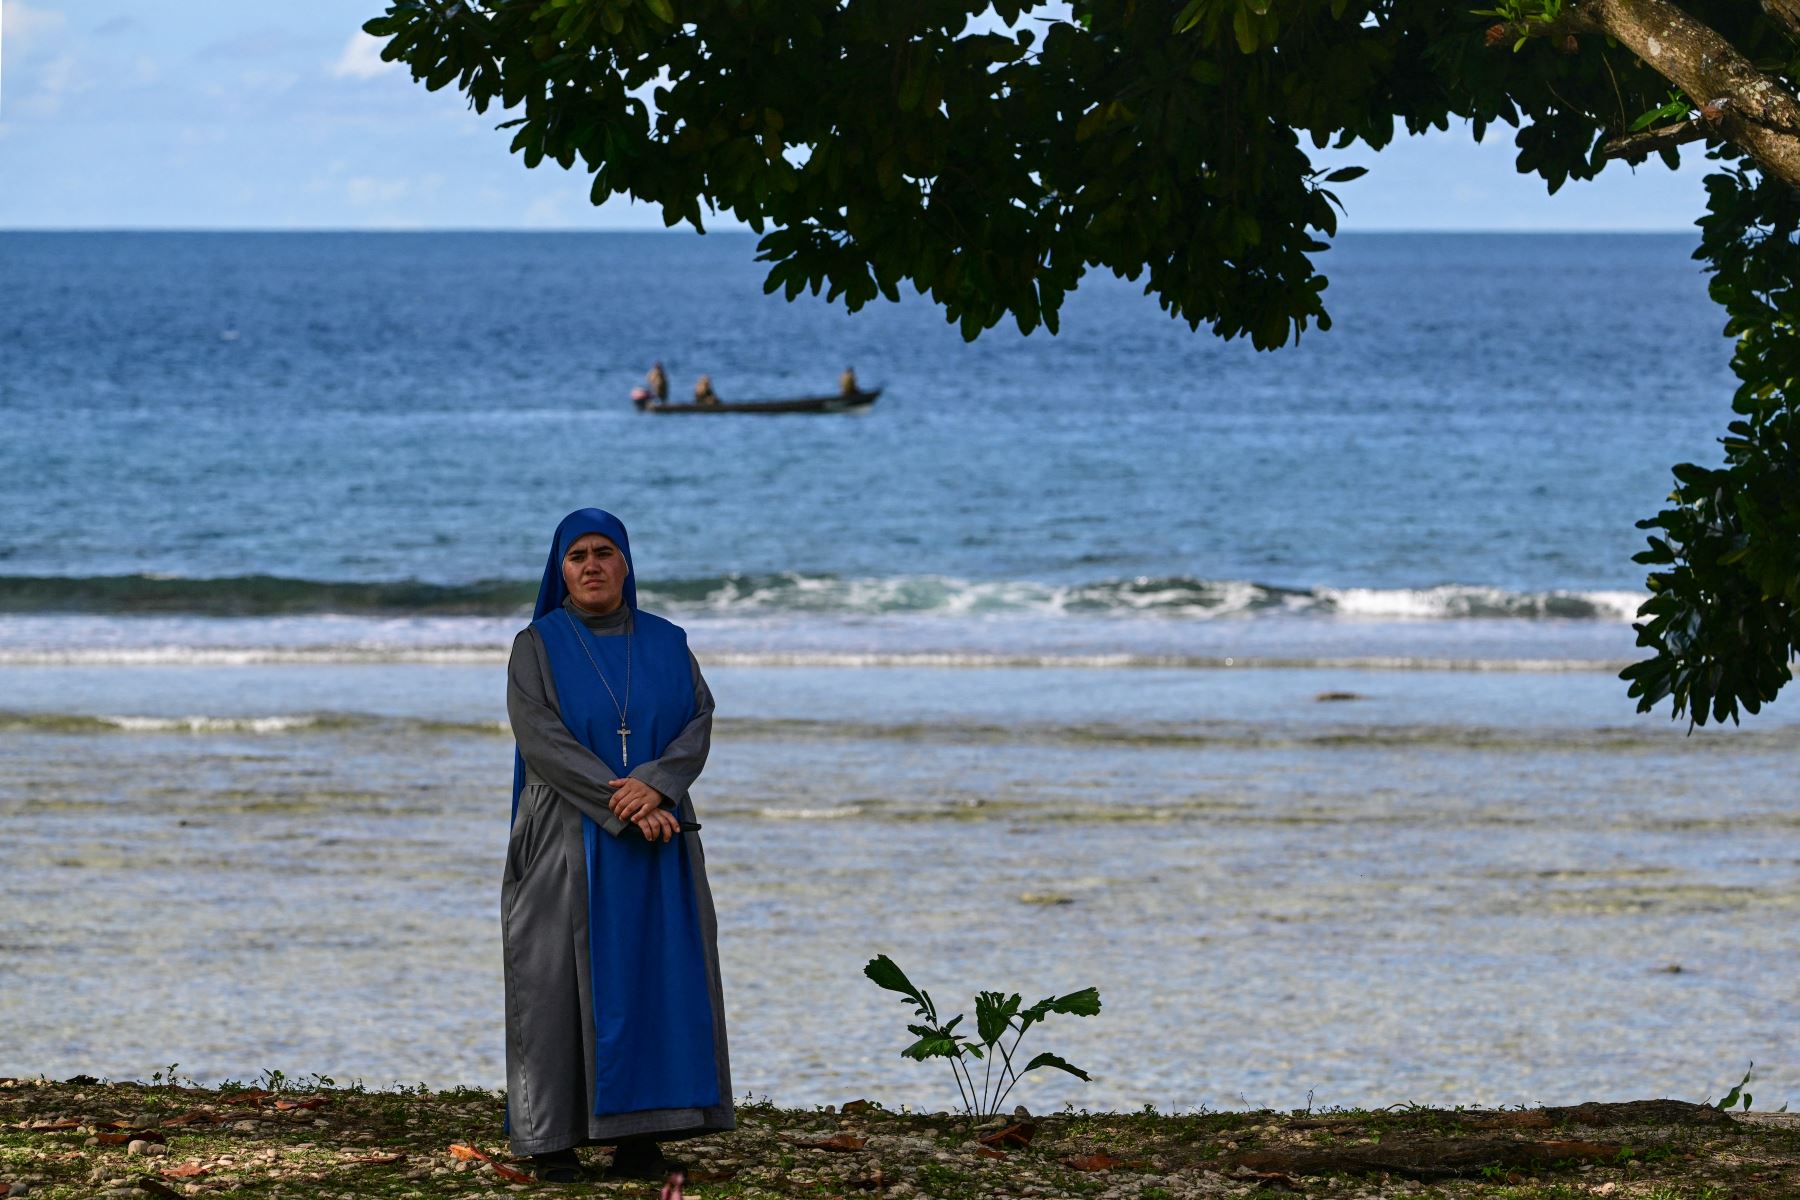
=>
[3,1076,1795,1198]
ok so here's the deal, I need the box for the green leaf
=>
[1018,987,1102,1032]
[974,991,1022,1046]
[902,1032,963,1061]
[1716,1064,1753,1111]
[1023,1051,1091,1081]
[1323,166,1367,183]
[1051,987,1102,1016]
[642,0,675,22]
[1232,5,1256,53]
[865,955,929,1015]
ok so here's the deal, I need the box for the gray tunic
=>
[503,598,733,1154]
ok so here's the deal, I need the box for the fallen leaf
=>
[1064,1153,1142,1171]
[977,1122,1036,1149]
[975,1147,1008,1160]
[159,1110,218,1128]
[28,1119,82,1132]
[449,1142,535,1184]
[161,1163,210,1179]
[230,1089,274,1103]
[274,1096,327,1111]
[682,1169,739,1184]
[793,1133,868,1152]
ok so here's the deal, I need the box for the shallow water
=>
[2,662,1794,1112]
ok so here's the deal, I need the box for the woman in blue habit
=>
[504,508,732,1182]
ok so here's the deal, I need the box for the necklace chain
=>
[564,609,634,767]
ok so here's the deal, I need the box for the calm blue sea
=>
[3,232,1794,1113]
[0,230,1740,666]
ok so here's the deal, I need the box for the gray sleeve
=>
[507,628,630,837]
[628,650,714,814]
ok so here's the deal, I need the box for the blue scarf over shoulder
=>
[514,508,720,1116]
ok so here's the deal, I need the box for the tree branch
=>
[1568,0,1800,190]
[1600,116,1711,162]
[1762,0,1800,40]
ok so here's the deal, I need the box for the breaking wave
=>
[0,572,1645,621]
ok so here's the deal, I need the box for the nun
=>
[504,508,732,1183]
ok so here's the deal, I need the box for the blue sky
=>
[1,0,1714,231]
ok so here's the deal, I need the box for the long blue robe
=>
[503,509,731,1153]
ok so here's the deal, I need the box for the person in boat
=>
[505,508,732,1182]
[839,366,858,396]
[694,374,720,406]
[647,361,669,403]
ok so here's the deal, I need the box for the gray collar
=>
[562,594,633,633]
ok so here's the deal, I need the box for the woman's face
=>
[562,533,629,613]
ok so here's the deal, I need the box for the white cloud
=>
[331,32,398,80]
[4,0,66,52]
[346,175,410,206]
[3,0,66,110]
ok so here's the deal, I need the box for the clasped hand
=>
[608,776,679,842]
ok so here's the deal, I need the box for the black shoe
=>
[608,1139,672,1180]
[531,1149,586,1184]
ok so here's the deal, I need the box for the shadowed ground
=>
[4,1077,1796,1198]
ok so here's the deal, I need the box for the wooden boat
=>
[635,388,881,414]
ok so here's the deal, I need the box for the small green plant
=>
[148,1063,191,1089]
[863,954,1100,1119]
[1711,1061,1754,1111]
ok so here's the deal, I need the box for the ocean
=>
[0,231,1793,1113]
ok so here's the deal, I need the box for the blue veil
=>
[531,507,639,619]
[513,508,634,822]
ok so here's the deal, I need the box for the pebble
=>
[7,1183,29,1197]
[232,1120,258,1132]
[126,1140,150,1156]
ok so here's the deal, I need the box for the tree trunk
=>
[1572,0,1800,190]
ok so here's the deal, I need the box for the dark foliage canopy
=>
[368,0,1800,724]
